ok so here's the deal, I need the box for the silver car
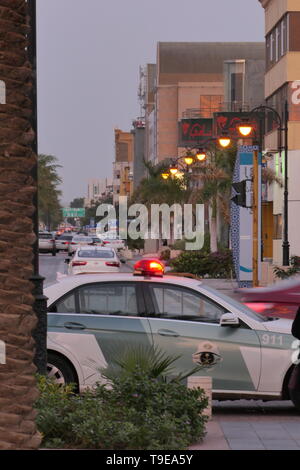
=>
[38,232,56,255]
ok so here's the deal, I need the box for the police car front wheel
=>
[47,353,77,388]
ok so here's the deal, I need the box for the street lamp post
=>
[238,103,290,267]
[27,0,48,375]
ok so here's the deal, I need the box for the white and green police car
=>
[46,259,300,410]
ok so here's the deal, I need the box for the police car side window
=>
[49,292,76,313]
[78,283,138,316]
[150,285,225,323]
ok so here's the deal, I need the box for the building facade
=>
[259,0,300,264]
[152,42,265,164]
[85,177,113,207]
[113,128,134,205]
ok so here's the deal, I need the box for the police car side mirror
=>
[220,312,240,328]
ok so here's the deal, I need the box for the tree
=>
[38,154,62,230]
[0,0,41,449]
[188,145,237,252]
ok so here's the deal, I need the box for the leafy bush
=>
[35,347,208,450]
[170,249,233,278]
[273,256,300,279]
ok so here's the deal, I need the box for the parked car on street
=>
[46,259,299,410]
[38,232,56,255]
[66,246,120,275]
[239,277,300,320]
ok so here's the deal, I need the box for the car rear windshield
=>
[78,250,114,258]
[59,235,73,240]
[73,237,93,242]
[39,233,52,239]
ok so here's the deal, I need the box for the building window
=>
[266,14,289,70]
[266,84,288,133]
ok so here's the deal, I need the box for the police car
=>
[46,259,300,409]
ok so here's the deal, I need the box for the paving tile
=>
[254,430,291,440]
[227,439,265,450]
[281,423,300,439]
[221,430,259,439]
[261,439,300,450]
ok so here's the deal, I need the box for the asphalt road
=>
[39,252,297,416]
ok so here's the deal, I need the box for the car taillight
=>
[105,261,120,267]
[62,241,69,245]
[71,261,87,267]
[103,241,110,245]
[244,302,275,314]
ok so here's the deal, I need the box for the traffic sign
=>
[62,208,86,218]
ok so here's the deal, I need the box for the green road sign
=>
[62,208,86,218]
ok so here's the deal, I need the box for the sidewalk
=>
[190,401,300,450]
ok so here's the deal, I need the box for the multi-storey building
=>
[147,42,265,164]
[113,129,134,205]
[85,178,112,207]
[259,0,300,264]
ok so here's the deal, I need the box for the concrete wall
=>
[156,85,178,161]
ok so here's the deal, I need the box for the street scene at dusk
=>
[1,0,300,456]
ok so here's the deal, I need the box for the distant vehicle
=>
[38,232,56,256]
[66,246,121,275]
[101,236,126,250]
[240,277,300,320]
[56,233,77,252]
[91,236,102,246]
[70,235,94,253]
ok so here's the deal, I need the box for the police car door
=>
[145,282,261,393]
[48,281,153,383]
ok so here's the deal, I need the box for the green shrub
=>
[170,249,233,278]
[35,348,208,450]
[273,256,300,279]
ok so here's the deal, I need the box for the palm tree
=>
[188,145,236,252]
[0,0,41,449]
[38,154,62,230]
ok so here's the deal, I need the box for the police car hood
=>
[262,318,293,334]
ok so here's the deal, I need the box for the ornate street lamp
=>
[237,104,289,266]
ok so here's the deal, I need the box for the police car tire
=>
[47,353,77,386]
[288,365,300,411]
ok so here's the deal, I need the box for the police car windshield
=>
[78,250,114,259]
[202,285,267,322]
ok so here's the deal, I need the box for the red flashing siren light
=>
[133,259,164,277]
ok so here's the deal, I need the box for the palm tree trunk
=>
[0,0,40,449]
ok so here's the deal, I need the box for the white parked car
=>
[67,246,121,275]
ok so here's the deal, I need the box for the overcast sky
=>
[37,0,265,205]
